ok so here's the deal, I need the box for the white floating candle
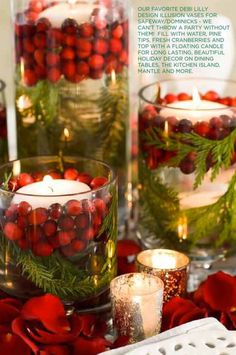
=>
[13,175,91,209]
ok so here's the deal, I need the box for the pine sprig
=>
[144,128,236,188]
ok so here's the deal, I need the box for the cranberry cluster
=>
[15,1,128,86]
[139,91,236,174]
[0,105,7,140]
[0,168,110,258]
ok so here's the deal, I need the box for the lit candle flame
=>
[178,215,188,241]
[20,57,24,82]
[192,87,201,109]
[64,128,70,141]
[164,120,169,137]
[17,95,32,112]
[13,160,21,177]
[111,70,117,87]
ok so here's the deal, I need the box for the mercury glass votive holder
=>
[110,272,164,343]
[136,249,190,302]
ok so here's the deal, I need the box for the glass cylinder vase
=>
[138,78,236,265]
[12,0,129,227]
[0,155,117,311]
[0,80,8,164]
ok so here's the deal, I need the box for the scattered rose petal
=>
[0,332,31,355]
[72,336,111,355]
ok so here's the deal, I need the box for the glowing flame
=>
[178,216,188,241]
[192,87,201,108]
[17,95,32,111]
[64,128,70,140]
[111,70,116,87]
[20,57,24,81]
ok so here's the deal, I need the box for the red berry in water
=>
[164,93,178,104]
[17,238,29,250]
[47,68,61,83]
[61,18,79,35]
[43,220,57,237]
[72,239,86,253]
[49,203,63,220]
[66,200,82,216]
[76,61,90,76]
[194,121,210,137]
[5,204,18,221]
[112,24,123,39]
[34,65,46,80]
[34,49,46,67]
[178,119,193,133]
[82,200,96,214]
[48,171,62,179]
[61,47,76,61]
[64,168,79,180]
[93,213,102,227]
[210,116,223,129]
[105,54,118,74]
[93,38,109,55]
[18,173,34,188]
[57,231,71,246]
[82,227,94,241]
[62,61,76,80]
[47,29,62,48]
[18,201,32,216]
[28,0,45,13]
[218,97,231,106]
[179,158,195,175]
[75,213,89,229]
[48,234,60,249]
[177,93,191,101]
[90,176,108,189]
[33,241,53,257]
[203,90,219,102]
[89,70,103,80]
[76,173,93,185]
[58,216,74,231]
[33,32,47,48]
[17,215,28,229]
[119,49,128,64]
[23,38,35,54]
[208,128,222,140]
[23,69,38,87]
[61,244,75,257]
[93,198,106,215]
[36,17,51,32]
[76,38,92,52]
[220,115,232,129]
[8,177,18,191]
[4,222,23,241]
[229,97,236,106]
[46,52,60,67]
[28,208,48,225]
[79,23,94,38]
[26,225,43,244]
[32,171,44,182]
[88,55,104,70]
[62,34,76,47]
[109,38,122,54]
[76,50,91,60]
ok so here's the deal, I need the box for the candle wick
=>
[48,186,54,193]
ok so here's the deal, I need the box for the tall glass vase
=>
[0,80,8,164]
[12,0,130,228]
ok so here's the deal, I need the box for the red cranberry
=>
[61,47,76,61]
[178,93,191,101]
[46,52,60,67]
[89,70,103,80]
[28,208,48,225]
[58,216,74,231]
[4,222,23,241]
[218,97,231,106]
[61,18,79,35]
[220,115,232,129]
[112,24,123,39]
[17,238,30,250]
[179,159,195,175]
[32,171,44,182]
[33,241,53,257]
[47,171,62,179]
[92,213,102,227]
[47,29,62,48]
[76,62,90,76]
[18,201,32,216]
[229,97,236,106]
[23,38,35,54]
[210,116,223,129]
[208,128,222,140]
[88,54,105,70]
[47,68,61,83]
[17,215,28,229]
[57,231,72,246]
[33,32,47,48]
[119,50,128,65]
[36,17,51,32]
[61,244,75,257]
[26,225,43,244]
[82,227,94,241]
[62,61,76,80]
[34,49,46,67]
[65,200,82,216]
[62,33,76,47]
[93,198,107,215]
[18,173,34,188]
[178,119,193,133]
[43,220,57,237]
[28,0,45,13]
[76,38,92,53]
[90,176,108,189]
[79,23,94,38]
[105,55,118,73]
[48,234,60,249]
[49,203,63,220]
[64,168,79,181]
[93,38,109,55]
[75,213,89,229]
[194,121,210,137]
[109,38,122,54]
[203,91,219,102]
[5,204,18,221]
[23,69,38,87]
[164,93,178,104]
[72,239,86,253]
[82,200,96,214]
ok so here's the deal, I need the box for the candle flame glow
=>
[178,215,188,241]
[111,70,117,86]
[64,128,70,140]
[192,87,201,109]
[20,57,24,82]
[13,160,21,177]
[150,254,177,269]
[164,120,169,137]
[17,95,32,112]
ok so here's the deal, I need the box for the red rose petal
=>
[227,311,236,329]
[40,345,70,355]
[0,302,20,324]
[28,327,76,344]
[80,314,97,337]
[0,332,31,355]
[178,308,205,326]
[118,257,137,275]
[72,336,111,355]
[203,272,236,311]
[117,240,141,258]
[21,294,70,334]
[112,335,130,349]
[12,318,39,354]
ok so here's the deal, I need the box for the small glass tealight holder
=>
[110,273,164,343]
[136,249,190,302]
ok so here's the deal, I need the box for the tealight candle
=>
[13,175,91,209]
[136,249,190,302]
[110,273,164,343]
